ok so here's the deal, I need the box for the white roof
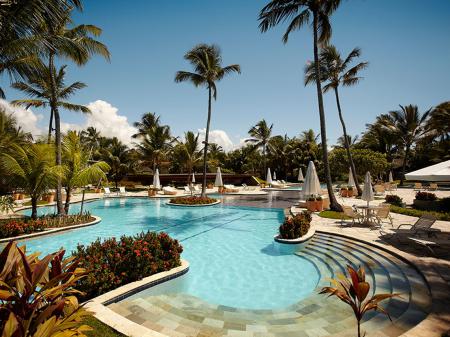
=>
[405,160,450,182]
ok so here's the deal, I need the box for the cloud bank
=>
[0,99,43,136]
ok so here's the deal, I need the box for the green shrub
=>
[390,205,450,221]
[74,231,183,300]
[415,191,437,201]
[440,197,450,212]
[385,194,403,207]
[279,211,312,239]
[170,196,217,205]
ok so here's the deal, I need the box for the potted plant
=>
[44,193,54,203]
[218,186,224,193]
[306,196,316,212]
[340,186,348,197]
[347,186,354,197]
[94,187,101,193]
[207,182,214,189]
[148,188,157,197]
[314,195,323,212]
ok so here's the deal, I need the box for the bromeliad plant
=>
[0,241,91,337]
[319,265,400,337]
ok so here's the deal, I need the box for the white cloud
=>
[198,128,234,152]
[85,100,137,145]
[0,99,43,136]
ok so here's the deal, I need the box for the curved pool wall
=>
[20,197,320,309]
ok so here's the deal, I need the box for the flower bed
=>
[278,211,312,240]
[0,213,94,239]
[74,231,183,300]
[169,196,218,205]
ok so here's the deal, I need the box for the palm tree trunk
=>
[80,189,85,215]
[47,109,53,144]
[64,187,71,214]
[400,145,410,186]
[334,87,362,195]
[201,86,212,197]
[31,196,38,220]
[263,143,267,178]
[312,12,341,212]
[49,53,65,216]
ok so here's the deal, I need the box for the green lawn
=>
[84,316,125,337]
[390,205,450,221]
[318,210,350,220]
[23,200,49,206]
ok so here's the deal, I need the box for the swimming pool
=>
[21,198,320,309]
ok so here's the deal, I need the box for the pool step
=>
[108,232,431,337]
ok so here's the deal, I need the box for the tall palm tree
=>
[380,105,431,185]
[100,138,131,189]
[428,101,450,141]
[178,131,202,184]
[62,131,109,213]
[136,124,174,172]
[132,112,161,139]
[80,126,101,159]
[175,44,241,197]
[246,119,273,176]
[259,0,342,211]
[0,143,62,219]
[305,45,367,195]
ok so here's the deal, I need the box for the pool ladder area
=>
[109,232,432,337]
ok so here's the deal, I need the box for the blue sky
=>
[3,0,450,149]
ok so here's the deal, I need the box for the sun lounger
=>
[224,184,239,193]
[271,181,286,188]
[384,214,439,239]
[103,187,111,197]
[119,186,127,196]
[252,176,267,188]
[163,186,178,195]
[408,237,437,256]
[242,183,249,190]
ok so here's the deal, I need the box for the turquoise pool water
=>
[20,198,320,309]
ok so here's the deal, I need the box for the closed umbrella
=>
[388,171,393,183]
[361,171,374,207]
[153,168,161,190]
[303,161,321,198]
[214,167,223,187]
[273,171,277,180]
[348,167,355,187]
[298,168,304,182]
[192,172,196,183]
[266,168,273,185]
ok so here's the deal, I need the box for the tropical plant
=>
[0,241,91,337]
[0,143,62,219]
[80,126,101,159]
[379,105,431,185]
[136,124,174,172]
[177,131,202,184]
[305,45,368,195]
[320,265,399,337]
[62,131,110,213]
[175,44,241,196]
[279,212,312,239]
[246,119,273,176]
[0,107,32,155]
[99,137,131,188]
[259,0,342,211]
[132,112,161,139]
[169,196,217,205]
[0,195,14,215]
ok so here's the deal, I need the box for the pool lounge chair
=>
[163,186,178,195]
[119,186,127,196]
[252,176,267,188]
[271,181,286,188]
[224,184,239,193]
[242,183,249,190]
[384,214,439,239]
[103,187,111,197]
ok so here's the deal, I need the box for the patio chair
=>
[119,186,127,196]
[375,203,393,226]
[389,214,440,238]
[341,206,364,226]
[374,184,385,196]
[414,182,423,191]
[427,183,438,191]
[103,187,111,197]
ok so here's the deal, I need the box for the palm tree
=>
[428,101,450,141]
[80,126,101,159]
[132,112,161,139]
[136,124,174,172]
[175,44,241,197]
[259,0,342,211]
[0,143,62,219]
[380,105,431,185]
[246,119,273,176]
[62,131,110,213]
[100,138,131,189]
[178,131,202,184]
[305,45,367,195]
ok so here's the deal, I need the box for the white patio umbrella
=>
[348,167,356,187]
[361,171,374,206]
[297,168,304,182]
[303,161,321,198]
[273,171,277,180]
[388,171,393,183]
[214,167,223,187]
[192,172,196,183]
[153,168,161,190]
[266,168,273,185]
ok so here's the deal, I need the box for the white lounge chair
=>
[271,181,285,188]
[103,187,111,197]
[224,184,239,193]
[242,183,249,190]
[119,186,127,196]
[163,186,178,195]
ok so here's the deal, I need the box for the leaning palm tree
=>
[62,131,110,213]
[305,45,368,195]
[380,105,431,186]
[175,44,241,197]
[246,119,273,176]
[0,143,62,219]
[259,0,342,211]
